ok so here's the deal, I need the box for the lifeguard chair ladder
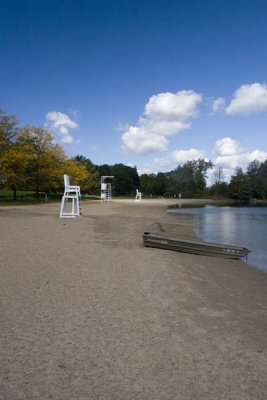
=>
[60,174,81,218]
[101,176,114,202]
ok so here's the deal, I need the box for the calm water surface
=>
[168,206,267,273]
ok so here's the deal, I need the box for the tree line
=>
[0,108,139,200]
[140,161,267,201]
[1,108,267,201]
[72,156,140,196]
[0,108,90,200]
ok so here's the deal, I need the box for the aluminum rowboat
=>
[143,232,250,259]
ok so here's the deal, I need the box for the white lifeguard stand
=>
[101,176,114,202]
[60,174,81,218]
[135,189,142,201]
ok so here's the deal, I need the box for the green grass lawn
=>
[0,190,47,205]
[0,190,38,197]
[0,190,101,205]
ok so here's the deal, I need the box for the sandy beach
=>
[1,199,267,400]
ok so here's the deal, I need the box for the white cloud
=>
[122,126,169,154]
[45,111,78,144]
[137,137,267,180]
[214,154,249,170]
[121,90,202,154]
[249,149,267,161]
[214,137,242,157]
[172,148,205,164]
[213,136,267,171]
[226,83,267,115]
[212,97,225,113]
[150,157,173,172]
[138,157,173,175]
[144,91,201,120]
[138,149,206,175]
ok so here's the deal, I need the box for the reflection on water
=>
[168,206,267,273]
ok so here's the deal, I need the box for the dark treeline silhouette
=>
[140,159,213,198]
[140,161,267,201]
[73,155,140,196]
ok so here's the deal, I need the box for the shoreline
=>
[1,199,267,399]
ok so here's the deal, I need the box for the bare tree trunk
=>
[12,186,17,201]
[35,186,39,201]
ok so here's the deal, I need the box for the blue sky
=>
[1,0,267,180]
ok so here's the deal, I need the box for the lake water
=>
[167,205,267,273]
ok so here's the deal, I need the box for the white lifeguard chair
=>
[60,174,81,218]
[135,189,142,201]
[101,176,114,202]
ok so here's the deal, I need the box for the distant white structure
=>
[101,176,114,202]
[135,189,142,201]
[60,174,81,218]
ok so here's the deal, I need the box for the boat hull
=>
[143,232,250,259]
